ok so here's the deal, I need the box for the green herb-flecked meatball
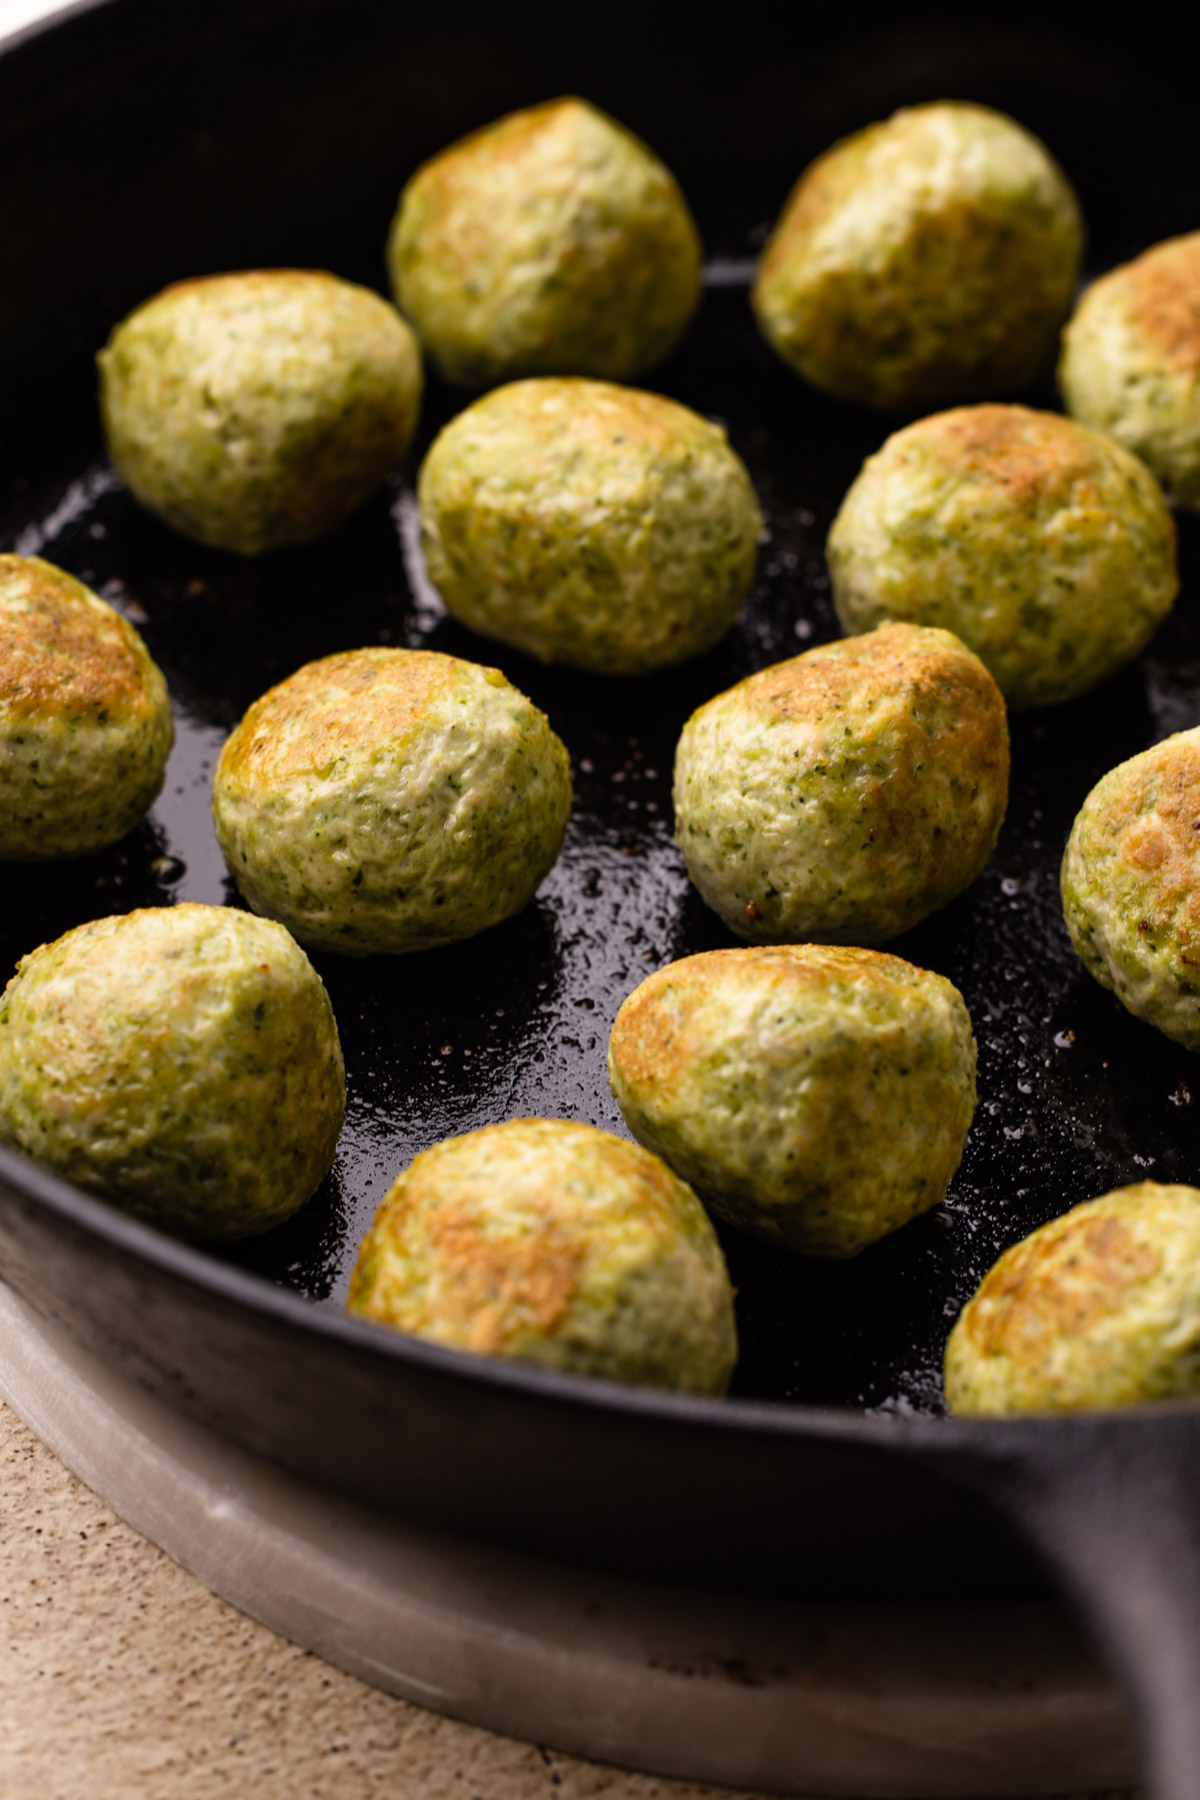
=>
[753,102,1083,411]
[213,647,571,957]
[347,1118,736,1393]
[828,405,1178,709]
[0,904,345,1241]
[945,1182,1200,1414]
[1061,726,1200,1049]
[609,945,976,1259]
[0,555,173,860]
[673,622,1009,945]
[388,98,702,389]
[98,271,422,554]
[419,379,760,674]
[1061,232,1200,511]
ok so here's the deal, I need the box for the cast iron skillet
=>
[3,1,1200,1792]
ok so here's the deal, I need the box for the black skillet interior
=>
[3,0,1200,1464]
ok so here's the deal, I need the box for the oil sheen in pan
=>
[2,272,1198,1418]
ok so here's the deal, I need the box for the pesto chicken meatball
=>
[753,102,1083,411]
[1061,232,1200,511]
[945,1182,1200,1414]
[828,405,1178,709]
[673,622,1009,945]
[609,945,976,1259]
[1061,726,1200,1049]
[213,647,571,956]
[419,379,761,674]
[0,554,173,860]
[388,97,701,388]
[348,1118,736,1393]
[0,904,345,1240]
[99,271,422,554]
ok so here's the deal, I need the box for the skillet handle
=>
[949,1411,1200,1800]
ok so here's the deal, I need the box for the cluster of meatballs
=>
[4,91,1200,1415]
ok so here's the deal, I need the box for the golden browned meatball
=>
[388,98,701,388]
[99,271,422,553]
[213,647,571,956]
[0,904,345,1241]
[753,102,1083,411]
[348,1118,737,1392]
[419,378,760,673]
[0,553,173,860]
[673,623,1009,945]
[609,944,976,1258]
[945,1183,1200,1414]
[1061,232,1200,510]
[829,405,1178,709]
[1061,726,1200,1049]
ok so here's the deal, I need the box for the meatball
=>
[418,378,761,674]
[828,404,1178,709]
[99,270,422,554]
[1061,232,1200,511]
[0,554,173,860]
[347,1118,737,1393]
[0,904,345,1241]
[1061,726,1200,1049]
[945,1182,1200,1414]
[673,622,1009,945]
[608,945,976,1259]
[752,101,1083,411]
[213,647,571,956]
[388,97,701,388]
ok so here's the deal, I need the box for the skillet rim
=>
[8,1133,1200,1451]
[0,0,114,59]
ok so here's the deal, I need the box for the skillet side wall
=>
[0,1149,1038,1599]
[1,0,1198,1599]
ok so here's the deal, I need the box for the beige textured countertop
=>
[0,1397,774,1800]
[0,1399,1138,1800]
